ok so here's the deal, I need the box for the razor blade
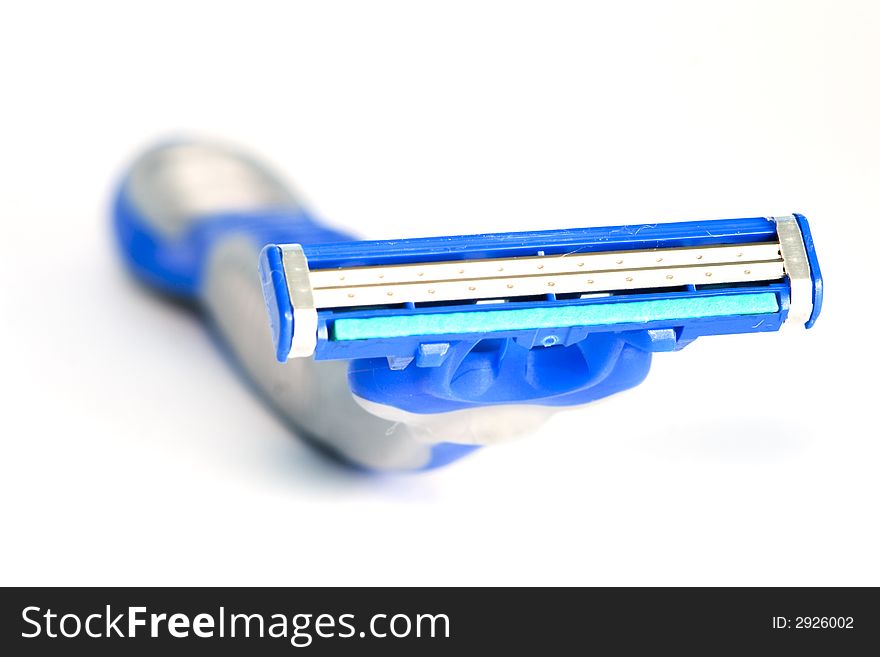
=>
[259,214,822,365]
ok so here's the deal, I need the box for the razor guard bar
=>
[259,215,822,365]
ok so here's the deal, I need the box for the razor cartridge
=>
[260,215,820,365]
[114,139,822,471]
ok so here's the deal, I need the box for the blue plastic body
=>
[113,184,353,298]
[113,177,482,468]
[793,213,823,328]
[258,245,297,363]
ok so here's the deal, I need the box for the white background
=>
[1,0,878,585]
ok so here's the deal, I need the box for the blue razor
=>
[114,140,823,471]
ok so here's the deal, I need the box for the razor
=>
[114,140,822,471]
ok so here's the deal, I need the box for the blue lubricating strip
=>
[332,293,779,341]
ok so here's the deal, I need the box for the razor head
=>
[259,215,822,364]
